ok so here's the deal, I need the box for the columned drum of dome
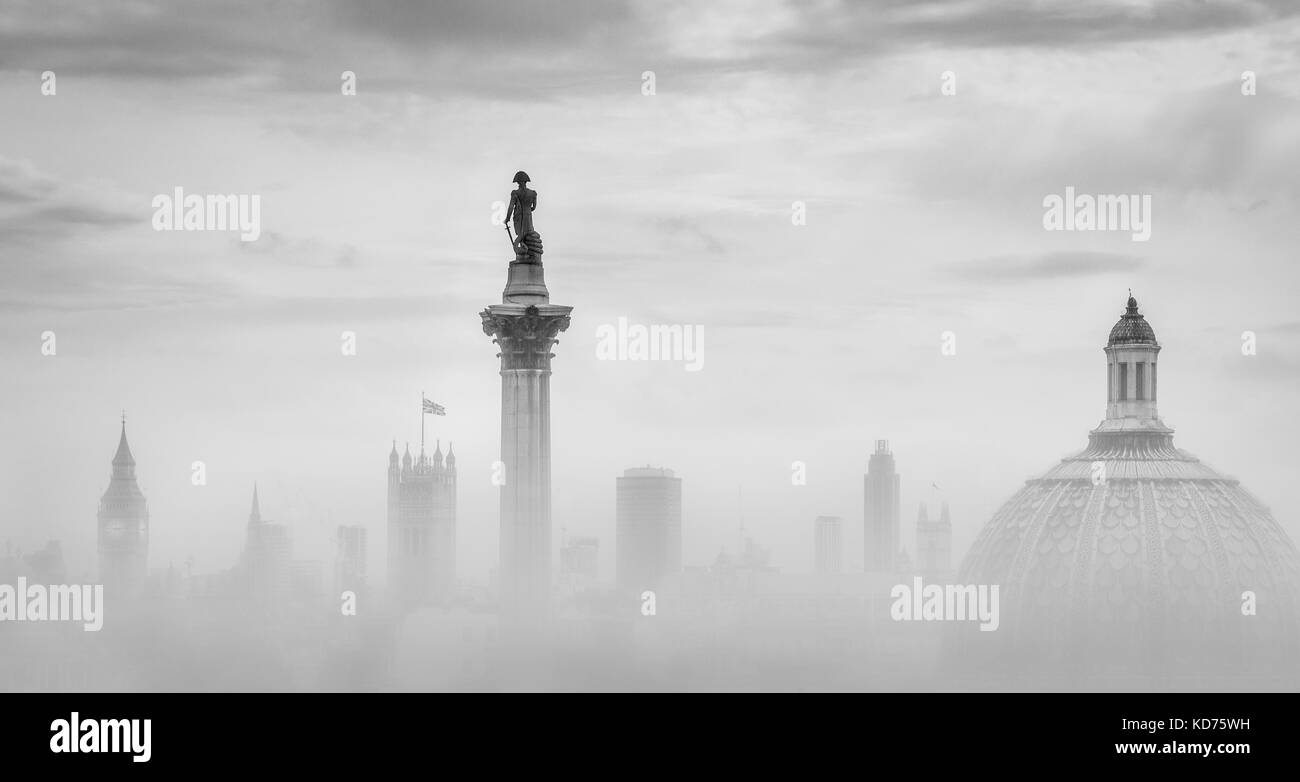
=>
[953,296,1300,687]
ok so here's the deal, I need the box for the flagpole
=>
[421,392,425,454]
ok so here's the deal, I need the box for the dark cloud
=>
[732,0,1298,73]
[0,158,58,203]
[0,156,137,243]
[886,0,1287,48]
[0,0,644,100]
[653,216,725,254]
[947,251,1143,281]
[29,203,137,227]
[3,0,1293,99]
[323,0,635,48]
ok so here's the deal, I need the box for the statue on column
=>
[504,171,543,262]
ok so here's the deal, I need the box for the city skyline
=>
[45,289,1276,600]
[12,285,1300,589]
[66,408,948,588]
[6,2,1299,594]
[3,2,1300,701]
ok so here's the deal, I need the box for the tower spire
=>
[112,415,136,472]
[99,412,149,591]
[249,483,262,524]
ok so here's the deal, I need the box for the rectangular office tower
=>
[616,467,683,591]
[864,440,901,571]
[814,515,843,574]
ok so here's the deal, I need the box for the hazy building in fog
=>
[616,467,682,590]
[387,440,456,606]
[915,502,952,575]
[336,525,367,594]
[864,440,900,571]
[560,534,599,580]
[97,417,149,592]
[956,294,1300,680]
[241,484,292,603]
[813,515,843,574]
[2,540,66,584]
[291,560,325,603]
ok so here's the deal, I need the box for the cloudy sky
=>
[2,0,1299,583]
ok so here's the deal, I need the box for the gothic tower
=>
[97,416,148,592]
[480,253,572,620]
[386,439,457,607]
[915,502,952,576]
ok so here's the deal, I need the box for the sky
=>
[2,0,1299,585]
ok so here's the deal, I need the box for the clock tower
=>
[98,416,149,592]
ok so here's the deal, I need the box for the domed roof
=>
[1107,295,1157,346]
[953,298,1300,682]
[958,443,1300,664]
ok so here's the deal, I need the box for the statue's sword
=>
[505,224,517,250]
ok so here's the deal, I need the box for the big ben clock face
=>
[104,519,127,539]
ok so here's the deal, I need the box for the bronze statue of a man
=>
[504,171,543,261]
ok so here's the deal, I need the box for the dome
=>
[958,441,1300,669]
[1107,295,1157,345]
[954,297,1300,685]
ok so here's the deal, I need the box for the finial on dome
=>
[1109,291,1156,346]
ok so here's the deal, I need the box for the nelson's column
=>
[481,171,572,621]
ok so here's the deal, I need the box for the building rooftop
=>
[1107,294,1158,346]
[623,467,675,478]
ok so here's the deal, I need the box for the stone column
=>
[481,260,572,622]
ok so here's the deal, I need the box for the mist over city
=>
[3,0,1300,693]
